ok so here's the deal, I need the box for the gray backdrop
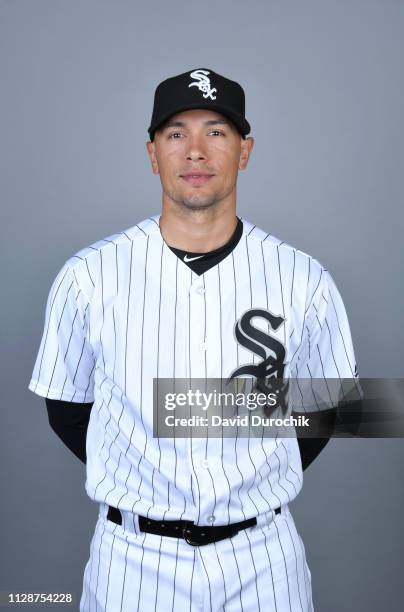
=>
[1,0,403,610]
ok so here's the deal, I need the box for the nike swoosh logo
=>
[184,254,204,262]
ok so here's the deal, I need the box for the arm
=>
[290,265,363,471]
[297,436,331,471]
[294,398,363,470]
[45,398,93,464]
[294,406,336,470]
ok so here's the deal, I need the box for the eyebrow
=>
[161,119,232,131]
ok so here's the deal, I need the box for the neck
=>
[159,202,238,253]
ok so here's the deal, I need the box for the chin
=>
[182,202,216,210]
[181,199,219,210]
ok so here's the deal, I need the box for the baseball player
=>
[28,67,361,611]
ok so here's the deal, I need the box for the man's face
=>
[146,109,254,210]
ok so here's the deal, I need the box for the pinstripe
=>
[260,526,279,612]
[280,441,301,494]
[203,275,207,376]
[315,345,333,404]
[273,518,293,612]
[153,536,163,611]
[172,257,186,519]
[273,444,293,502]
[243,529,262,610]
[170,538,180,612]
[93,385,118,496]
[94,521,107,611]
[283,519,304,611]
[156,240,165,517]
[245,235,254,365]
[84,258,95,287]
[306,364,321,410]
[231,251,239,366]
[61,305,80,373]
[229,537,244,612]
[118,540,129,612]
[212,542,228,604]
[296,532,312,611]
[305,258,312,313]
[323,316,342,380]
[188,269,202,521]
[189,550,196,612]
[46,281,76,390]
[81,516,103,611]
[305,264,322,315]
[173,253,178,378]
[276,245,286,351]
[104,533,116,610]
[230,246,248,525]
[49,283,77,388]
[127,236,148,511]
[286,517,311,612]
[218,264,223,379]
[327,285,357,378]
[112,306,117,381]
[217,264,232,522]
[289,258,312,365]
[33,266,70,389]
[123,241,133,395]
[99,250,106,375]
[198,550,214,611]
[135,533,147,612]
[291,250,296,307]
[103,392,125,504]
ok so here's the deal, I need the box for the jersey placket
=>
[185,273,224,525]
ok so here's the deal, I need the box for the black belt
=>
[107,505,281,546]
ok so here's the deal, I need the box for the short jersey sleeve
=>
[28,261,96,403]
[290,267,362,410]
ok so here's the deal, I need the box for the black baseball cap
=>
[147,67,251,141]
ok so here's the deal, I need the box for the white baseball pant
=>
[80,502,314,611]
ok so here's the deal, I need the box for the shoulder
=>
[60,214,160,301]
[241,216,326,282]
[67,215,158,266]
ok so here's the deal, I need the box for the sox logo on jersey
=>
[28,214,360,611]
[228,308,289,415]
[229,308,286,379]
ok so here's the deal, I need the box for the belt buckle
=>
[182,522,203,546]
[182,523,236,546]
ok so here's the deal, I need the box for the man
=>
[28,68,361,611]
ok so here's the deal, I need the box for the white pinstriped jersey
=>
[28,214,358,526]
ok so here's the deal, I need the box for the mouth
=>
[180,174,214,186]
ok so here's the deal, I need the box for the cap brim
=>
[148,103,251,140]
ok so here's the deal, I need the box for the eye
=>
[209,130,225,136]
[167,132,183,139]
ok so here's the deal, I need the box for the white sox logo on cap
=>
[188,69,217,100]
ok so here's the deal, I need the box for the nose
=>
[186,134,207,162]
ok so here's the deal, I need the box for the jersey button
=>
[196,286,205,295]
[207,515,215,523]
[199,342,208,351]
[201,459,210,468]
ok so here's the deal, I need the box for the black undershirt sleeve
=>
[45,398,93,464]
[294,398,363,470]
[295,409,336,471]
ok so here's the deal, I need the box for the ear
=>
[146,141,159,175]
[239,136,254,171]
